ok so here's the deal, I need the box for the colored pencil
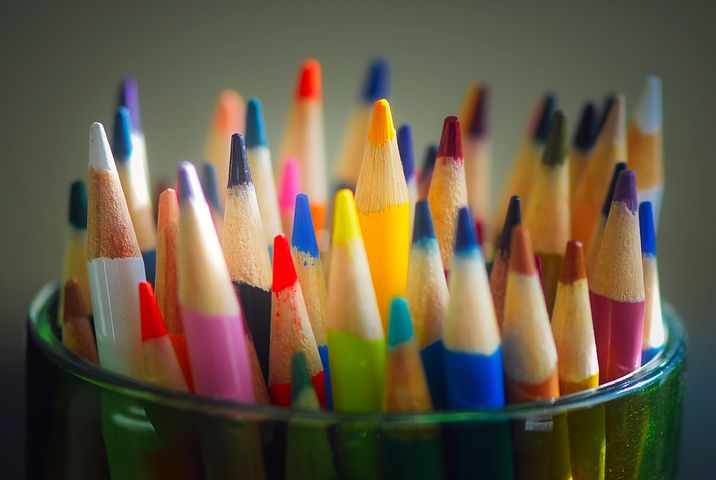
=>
[354,99,410,326]
[113,106,157,284]
[444,207,504,408]
[279,157,300,244]
[116,78,150,209]
[285,352,337,480]
[326,189,385,412]
[629,76,664,227]
[585,162,627,280]
[61,279,99,364]
[87,122,146,378]
[524,110,570,314]
[572,95,626,248]
[334,58,390,191]
[490,195,521,330]
[639,201,665,364]
[406,200,449,408]
[177,161,255,402]
[397,124,418,227]
[222,133,273,383]
[418,143,438,200]
[279,59,327,234]
[139,282,189,391]
[570,102,599,198]
[590,169,645,384]
[270,234,325,407]
[60,181,92,326]
[494,93,555,229]
[428,116,469,270]
[461,84,492,251]
[551,241,605,480]
[204,89,245,206]
[291,193,331,408]
[246,97,283,253]
[503,225,572,480]
[200,162,224,238]
[155,188,194,391]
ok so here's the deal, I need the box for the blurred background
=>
[2,0,714,477]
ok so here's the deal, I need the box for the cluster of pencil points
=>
[59,60,665,424]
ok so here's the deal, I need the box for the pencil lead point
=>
[412,200,436,242]
[292,194,320,257]
[272,234,298,292]
[89,122,116,172]
[397,124,415,181]
[245,98,268,148]
[139,282,167,341]
[573,102,598,152]
[612,169,638,213]
[278,158,300,209]
[639,201,657,255]
[422,143,438,176]
[542,110,567,166]
[112,106,133,162]
[635,76,662,133]
[533,93,556,144]
[177,161,203,204]
[117,77,142,130]
[601,162,627,218]
[296,59,322,101]
[499,195,522,255]
[438,116,463,159]
[387,297,414,349]
[509,226,536,275]
[454,207,478,254]
[361,58,390,103]
[560,240,586,284]
[332,189,362,244]
[200,162,221,211]
[68,180,88,229]
[228,133,252,187]
[368,99,396,144]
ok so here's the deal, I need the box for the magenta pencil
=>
[589,169,645,384]
[177,162,255,402]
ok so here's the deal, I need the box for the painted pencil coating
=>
[639,202,665,363]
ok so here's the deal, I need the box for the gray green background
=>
[2,1,714,477]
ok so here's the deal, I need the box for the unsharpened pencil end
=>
[332,189,362,244]
[613,169,638,213]
[278,158,300,209]
[412,200,436,242]
[272,234,298,292]
[387,297,414,349]
[639,201,657,255]
[560,241,586,284]
[296,59,322,101]
[361,58,390,103]
[573,102,598,152]
[292,193,320,257]
[542,110,567,166]
[437,116,463,159]
[117,77,141,130]
[89,122,116,172]
[468,86,488,137]
[112,106,133,161]
[454,207,478,254]
[533,93,556,144]
[397,124,415,181]
[245,97,268,148]
[228,133,252,187]
[140,282,167,341]
[635,76,662,133]
[601,162,627,218]
[499,195,522,255]
[368,99,396,145]
[509,226,536,275]
[200,162,221,211]
[178,161,203,204]
[68,180,88,229]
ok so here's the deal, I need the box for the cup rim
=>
[28,281,687,424]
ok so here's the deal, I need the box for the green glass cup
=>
[26,283,686,479]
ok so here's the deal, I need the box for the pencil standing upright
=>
[489,195,521,330]
[334,58,390,192]
[204,90,245,207]
[354,99,410,327]
[569,102,599,198]
[200,162,224,238]
[397,124,418,227]
[418,143,438,200]
[246,97,283,254]
[524,110,570,314]
[629,77,664,227]
[590,170,645,383]
[116,77,150,209]
[639,201,665,364]
[428,116,468,271]
[222,134,273,383]
[406,200,449,408]
[113,106,157,284]
[279,158,300,244]
[279,59,327,234]
[60,181,92,326]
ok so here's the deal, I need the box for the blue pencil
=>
[397,124,418,227]
[639,201,665,364]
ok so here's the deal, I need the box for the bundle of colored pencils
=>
[59,58,666,476]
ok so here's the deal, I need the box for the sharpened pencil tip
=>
[542,110,567,166]
[117,77,142,130]
[272,234,298,292]
[533,93,556,144]
[278,158,300,209]
[200,162,221,211]
[89,122,116,172]
[601,162,627,218]
[387,297,414,349]
[68,180,88,229]
[509,226,536,275]
[468,86,488,137]
[412,200,436,242]
[139,282,167,341]
[332,189,362,244]
[613,169,638,213]
[296,59,322,101]
[438,116,463,159]
[499,195,522,255]
[213,90,243,132]
[245,98,268,148]
[368,99,396,144]
[112,106,133,161]
[639,201,657,255]
[422,143,438,175]
[454,207,479,254]
[397,124,415,181]
[635,76,662,133]
[178,161,203,204]
[292,193,320,257]
[573,102,598,152]
[560,241,586,284]
[228,133,252,187]
[361,58,390,103]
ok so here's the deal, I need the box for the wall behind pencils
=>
[1,0,714,476]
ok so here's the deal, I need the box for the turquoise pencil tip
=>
[387,297,415,349]
[112,106,133,161]
[245,98,268,148]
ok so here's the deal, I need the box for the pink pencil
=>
[279,157,301,244]
[589,169,645,383]
[177,162,255,402]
